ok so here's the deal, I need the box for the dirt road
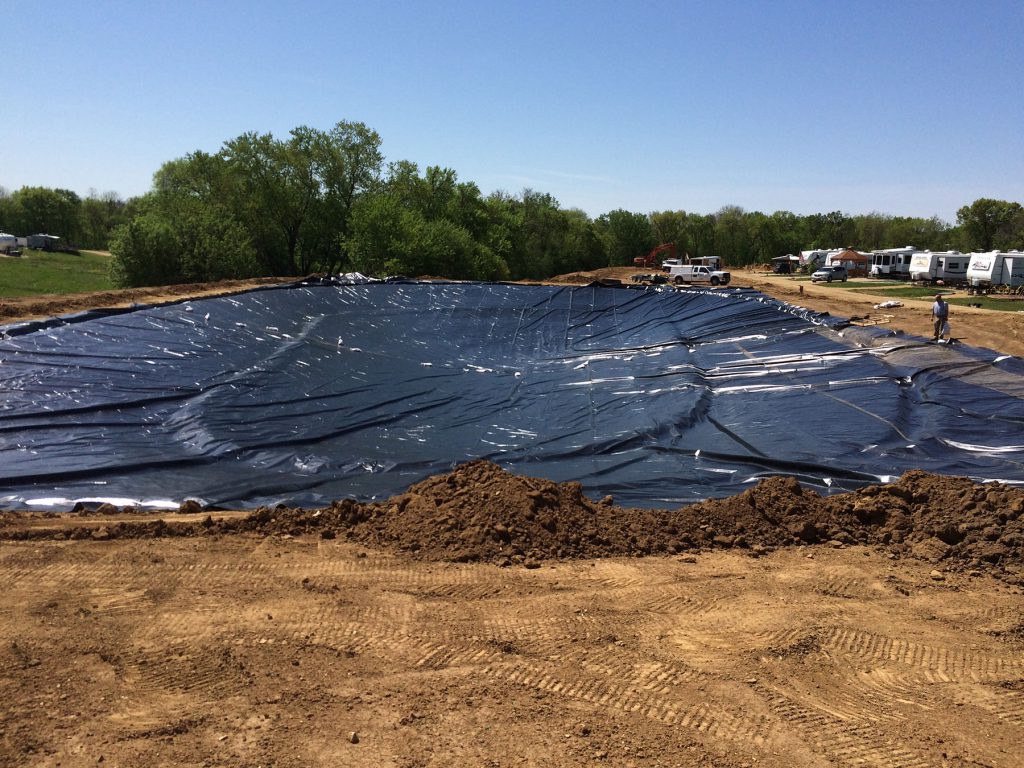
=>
[738,270,1024,359]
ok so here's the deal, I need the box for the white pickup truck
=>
[667,263,731,286]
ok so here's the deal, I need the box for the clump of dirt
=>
[826,471,1024,571]
[2,462,1022,582]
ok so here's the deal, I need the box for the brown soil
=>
[0,276,297,325]
[2,273,1024,767]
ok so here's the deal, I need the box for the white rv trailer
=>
[800,250,828,270]
[0,233,17,254]
[909,251,968,284]
[966,251,1024,291]
[870,246,916,278]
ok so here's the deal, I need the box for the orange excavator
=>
[633,242,676,269]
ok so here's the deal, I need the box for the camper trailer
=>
[870,246,916,278]
[26,234,61,251]
[0,233,17,255]
[909,251,968,284]
[966,251,1024,291]
[799,250,828,271]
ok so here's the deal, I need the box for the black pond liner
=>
[2,278,1023,510]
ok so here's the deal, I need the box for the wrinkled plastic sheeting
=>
[2,281,1024,510]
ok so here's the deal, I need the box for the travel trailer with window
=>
[0,233,17,254]
[909,251,968,284]
[869,247,916,278]
[966,251,1024,291]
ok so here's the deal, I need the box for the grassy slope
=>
[0,250,114,297]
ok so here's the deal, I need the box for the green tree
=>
[886,216,951,251]
[956,198,1024,251]
[769,211,805,256]
[596,209,654,267]
[713,205,750,264]
[223,121,383,276]
[78,190,128,250]
[109,213,182,287]
[649,210,689,256]
[8,186,83,245]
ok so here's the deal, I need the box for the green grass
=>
[948,296,1024,311]
[846,285,957,300]
[841,280,905,288]
[0,249,114,297]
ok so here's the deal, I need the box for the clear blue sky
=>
[3,0,1022,223]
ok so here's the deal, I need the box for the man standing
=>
[931,294,949,342]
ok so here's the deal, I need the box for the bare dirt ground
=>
[2,273,1024,767]
[0,277,297,326]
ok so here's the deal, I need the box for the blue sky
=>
[2,0,1022,223]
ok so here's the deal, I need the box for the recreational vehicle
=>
[869,247,916,279]
[26,234,61,251]
[966,251,1024,291]
[0,233,17,254]
[799,250,828,271]
[909,251,968,284]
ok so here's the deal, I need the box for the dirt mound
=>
[6,461,1021,582]
[240,464,1024,582]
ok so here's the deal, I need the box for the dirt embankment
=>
[5,461,1022,585]
[0,276,297,324]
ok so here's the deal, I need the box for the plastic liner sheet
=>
[2,281,1024,510]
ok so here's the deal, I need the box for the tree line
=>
[0,186,129,251]
[2,120,1022,286]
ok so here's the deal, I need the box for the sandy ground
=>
[2,272,1024,767]
[2,524,1022,768]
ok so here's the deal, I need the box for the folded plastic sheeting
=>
[2,281,1024,510]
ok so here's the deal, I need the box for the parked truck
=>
[667,263,731,286]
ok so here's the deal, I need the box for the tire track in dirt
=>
[480,658,781,746]
[755,683,935,768]
[822,626,1024,681]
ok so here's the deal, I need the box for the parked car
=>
[811,265,848,283]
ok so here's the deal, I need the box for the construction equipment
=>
[633,243,676,269]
